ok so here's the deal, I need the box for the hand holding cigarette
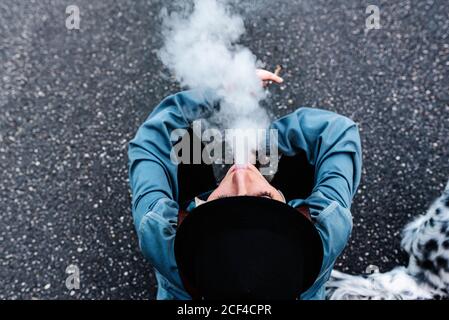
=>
[225,66,283,95]
[256,65,284,87]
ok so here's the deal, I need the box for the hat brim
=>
[175,196,324,298]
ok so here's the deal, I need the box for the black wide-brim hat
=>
[175,196,323,300]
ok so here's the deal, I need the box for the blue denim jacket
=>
[128,90,362,300]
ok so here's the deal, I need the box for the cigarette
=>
[267,64,283,86]
[274,64,283,77]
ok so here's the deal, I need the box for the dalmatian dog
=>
[326,180,449,300]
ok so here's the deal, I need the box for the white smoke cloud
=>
[158,0,271,164]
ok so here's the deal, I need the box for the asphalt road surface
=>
[1,0,448,299]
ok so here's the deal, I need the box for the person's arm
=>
[271,107,361,208]
[128,90,219,287]
[270,108,362,289]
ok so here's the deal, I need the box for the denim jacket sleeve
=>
[270,107,362,299]
[128,90,218,288]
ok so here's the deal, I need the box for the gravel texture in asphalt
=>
[0,0,448,299]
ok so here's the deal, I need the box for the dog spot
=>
[436,256,447,267]
[443,240,449,250]
[435,256,449,272]
[429,218,435,227]
[415,272,426,283]
[418,259,438,274]
[435,208,441,215]
[424,239,438,252]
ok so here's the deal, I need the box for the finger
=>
[266,73,284,84]
[256,69,284,84]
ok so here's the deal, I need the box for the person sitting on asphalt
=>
[128,69,362,300]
